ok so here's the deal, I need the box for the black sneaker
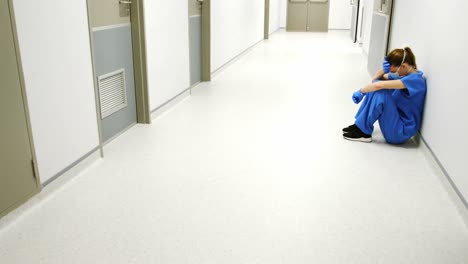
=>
[343,127,372,142]
[342,124,358,133]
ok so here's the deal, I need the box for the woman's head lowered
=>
[386,47,417,77]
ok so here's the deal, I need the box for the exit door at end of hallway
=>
[287,0,330,32]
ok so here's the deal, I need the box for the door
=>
[1,0,40,218]
[367,0,393,75]
[356,2,365,44]
[307,0,329,32]
[88,0,138,143]
[287,0,329,32]
[350,0,360,42]
[287,0,308,31]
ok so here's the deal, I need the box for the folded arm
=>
[373,69,395,81]
[360,80,406,94]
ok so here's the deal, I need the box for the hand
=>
[352,90,365,104]
[383,56,390,73]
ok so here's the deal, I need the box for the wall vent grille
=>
[98,69,127,119]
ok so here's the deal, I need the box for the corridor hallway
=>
[1,30,468,263]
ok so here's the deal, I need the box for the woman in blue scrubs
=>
[343,47,427,144]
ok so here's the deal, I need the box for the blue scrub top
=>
[391,71,427,137]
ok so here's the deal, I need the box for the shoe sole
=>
[343,135,372,143]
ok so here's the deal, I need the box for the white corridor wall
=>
[12,0,192,183]
[328,0,352,29]
[13,0,99,184]
[280,0,287,27]
[144,0,190,110]
[389,0,468,204]
[212,0,265,71]
[269,0,281,34]
[360,0,375,55]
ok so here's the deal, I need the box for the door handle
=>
[119,0,131,15]
[379,0,387,13]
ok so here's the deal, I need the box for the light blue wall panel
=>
[93,25,136,142]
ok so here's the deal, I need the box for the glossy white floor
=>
[1,30,468,264]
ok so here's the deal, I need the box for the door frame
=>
[130,0,150,124]
[350,0,360,43]
[86,0,151,157]
[264,0,270,39]
[201,0,211,81]
[1,0,42,218]
[385,0,395,55]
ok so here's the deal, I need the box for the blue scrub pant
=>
[354,90,410,144]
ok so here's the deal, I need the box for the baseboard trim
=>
[0,148,101,230]
[211,38,265,78]
[268,28,281,36]
[151,88,191,121]
[419,134,468,227]
[103,122,137,146]
[43,147,101,187]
